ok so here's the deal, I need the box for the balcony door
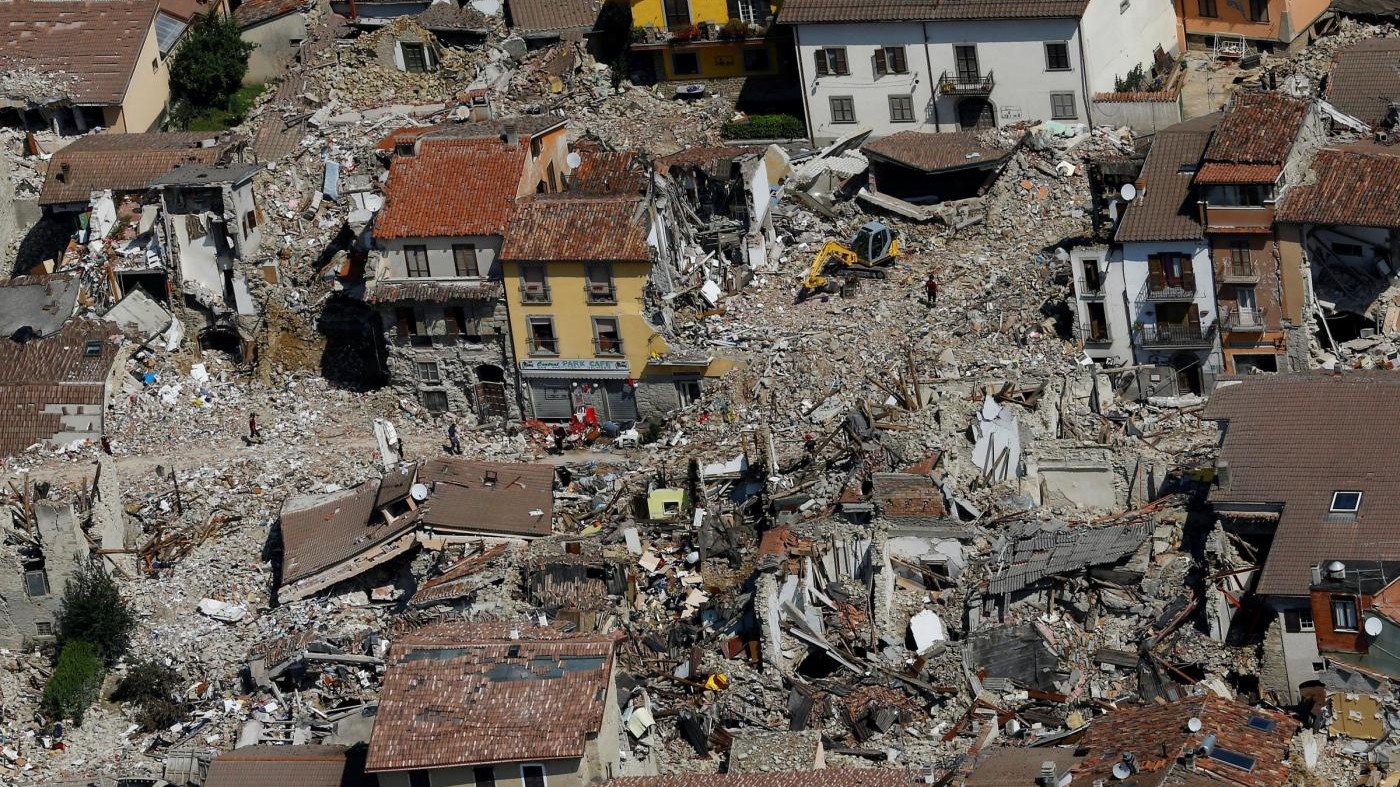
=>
[954,45,979,83]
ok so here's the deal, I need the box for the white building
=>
[780,0,1179,142]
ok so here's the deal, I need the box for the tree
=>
[41,640,104,725]
[169,12,255,112]
[113,659,185,731]
[58,562,136,666]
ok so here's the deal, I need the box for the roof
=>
[374,138,526,239]
[150,163,261,187]
[655,145,765,174]
[961,747,1083,786]
[1201,92,1309,166]
[1275,146,1400,229]
[607,772,922,787]
[779,0,1088,23]
[1203,373,1400,596]
[204,745,348,787]
[0,0,159,106]
[40,132,231,205]
[365,622,615,772]
[416,1,490,33]
[863,131,1013,173]
[506,0,600,36]
[157,0,215,21]
[416,458,555,537]
[362,281,505,305]
[1326,38,1400,127]
[410,543,512,607]
[571,150,644,194]
[277,479,416,586]
[1115,118,1215,243]
[233,0,308,27]
[1193,162,1282,185]
[987,517,1150,595]
[0,276,82,338]
[1077,695,1297,787]
[500,196,650,263]
[1309,560,1400,594]
[0,319,120,459]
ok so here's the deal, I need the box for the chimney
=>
[1312,564,1324,586]
[1036,761,1059,786]
[501,123,519,147]
[1215,459,1231,490]
[1327,560,1347,581]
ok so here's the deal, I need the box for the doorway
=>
[957,98,995,130]
[474,364,509,420]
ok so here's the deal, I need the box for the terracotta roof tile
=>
[0,319,120,459]
[374,138,527,239]
[233,0,308,27]
[608,771,921,787]
[506,0,600,35]
[1115,118,1214,243]
[1202,92,1309,165]
[1193,162,1282,185]
[572,150,644,194]
[416,458,555,537]
[961,747,1083,785]
[1326,38,1400,128]
[863,131,1013,173]
[40,132,232,205]
[416,1,490,32]
[204,745,348,787]
[277,479,418,588]
[365,622,615,772]
[409,543,512,606]
[500,196,650,262]
[1203,373,1400,596]
[0,0,159,106]
[780,0,1088,23]
[655,145,765,174]
[1275,145,1400,229]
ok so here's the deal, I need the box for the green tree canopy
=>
[169,12,256,110]
[58,561,136,666]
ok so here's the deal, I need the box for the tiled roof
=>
[373,138,527,240]
[0,0,158,106]
[501,196,650,262]
[409,543,512,606]
[779,0,1087,23]
[1193,162,1282,185]
[233,0,307,27]
[863,131,1013,173]
[416,0,490,32]
[655,145,765,174]
[204,745,348,787]
[1275,145,1400,229]
[1202,92,1309,165]
[362,281,505,305]
[1115,117,1214,243]
[157,0,214,21]
[1203,373,1400,596]
[0,319,120,459]
[961,747,1083,786]
[416,458,555,537]
[1326,38,1400,127]
[608,772,922,787]
[1078,695,1297,787]
[365,622,615,772]
[572,150,644,194]
[40,132,231,205]
[277,480,415,586]
[506,0,600,35]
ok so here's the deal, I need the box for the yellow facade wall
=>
[501,259,663,378]
[117,17,172,132]
[652,40,779,79]
[630,0,778,30]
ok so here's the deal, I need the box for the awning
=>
[519,359,632,379]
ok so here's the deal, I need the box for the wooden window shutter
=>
[1187,303,1201,329]
[874,49,888,76]
[833,48,847,74]
[1148,255,1165,290]
[1181,255,1195,290]
[395,308,411,338]
[892,47,907,73]
[814,50,829,76]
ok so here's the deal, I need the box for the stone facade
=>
[0,501,86,649]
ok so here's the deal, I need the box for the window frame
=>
[1248,0,1268,22]
[400,42,429,74]
[1331,491,1363,513]
[416,361,441,384]
[814,47,849,76]
[888,94,916,124]
[874,46,908,76]
[405,245,430,278]
[473,767,497,787]
[1332,595,1360,632]
[1049,91,1078,120]
[408,770,432,787]
[521,764,548,787]
[1298,606,1315,632]
[662,0,690,28]
[585,263,616,303]
[592,316,624,356]
[452,243,480,277]
[24,569,49,598]
[671,51,701,76]
[1044,41,1071,71]
[829,95,857,124]
[1198,0,1218,16]
[741,46,771,73]
[420,389,449,413]
[527,315,558,356]
[520,263,550,303]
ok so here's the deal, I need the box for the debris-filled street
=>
[7,0,1400,785]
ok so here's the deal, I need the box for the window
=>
[1119,0,1130,11]
[585,263,615,302]
[35,620,54,636]
[732,0,764,23]
[420,390,448,412]
[452,244,479,277]
[447,307,479,340]
[676,379,702,407]
[742,47,770,73]
[1081,259,1103,294]
[395,141,415,156]
[405,245,430,278]
[593,317,623,356]
[672,52,700,76]
[954,45,980,83]
[528,316,558,355]
[874,46,908,76]
[829,96,856,124]
[521,264,549,302]
[1299,606,1315,632]
[1247,715,1278,733]
[244,210,258,235]
[521,765,547,787]
[394,307,420,339]
[401,42,428,73]
[813,47,849,76]
[1331,491,1363,513]
[416,362,440,384]
[152,57,159,72]
[547,161,558,192]
[1332,596,1359,631]
[289,37,304,47]
[474,767,496,787]
[24,569,49,597]
[409,770,432,787]
[1209,748,1255,773]
[1050,92,1078,120]
[84,340,103,356]
[888,95,915,123]
[663,0,689,27]
[1218,184,1269,207]
[1333,242,1365,257]
[1248,0,1268,22]
[530,135,543,158]
[1045,42,1071,71]
[1198,0,1217,16]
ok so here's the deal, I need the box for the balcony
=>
[1078,279,1106,300]
[1134,322,1218,349]
[528,337,559,355]
[1074,324,1113,346]
[938,70,995,95]
[520,282,551,304]
[585,282,617,304]
[1218,260,1259,284]
[1138,276,1197,303]
[593,338,625,356]
[1221,305,1265,332]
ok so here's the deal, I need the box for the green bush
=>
[112,659,185,731]
[42,641,104,725]
[58,562,136,666]
[170,12,255,112]
[721,114,805,140]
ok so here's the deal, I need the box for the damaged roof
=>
[780,0,1089,23]
[204,744,349,787]
[0,275,83,338]
[1275,145,1400,229]
[40,132,232,206]
[506,0,601,37]
[373,137,528,239]
[410,543,512,606]
[0,319,120,459]
[1326,38,1400,128]
[655,145,766,174]
[1204,373,1400,596]
[959,747,1083,786]
[863,131,1014,173]
[0,0,158,106]
[415,0,490,33]
[501,196,651,263]
[1115,115,1216,243]
[233,0,310,28]
[987,517,1150,596]
[1077,694,1297,787]
[1200,92,1309,166]
[607,772,922,787]
[365,621,615,772]
[571,149,645,194]
[277,477,416,587]
[416,457,555,537]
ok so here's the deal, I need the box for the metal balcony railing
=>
[1078,278,1106,299]
[520,282,551,304]
[1074,324,1113,345]
[1221,305,1265,332]
[938,70,995,95]
[528,337,559,355]
[1218,260,1259,284]
[593,338,624,356]
[1138,276,1196,302]
[585,282,617,303]
[1134,322,1218,349]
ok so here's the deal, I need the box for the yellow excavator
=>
[795,221,901,302]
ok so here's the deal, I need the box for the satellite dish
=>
[1120,182,1138,201]
[410,483,429,502]
[1187,717,1203,733]
[1112,762,1133,780]
[1366,616,1384,637]
[566,151,582,169]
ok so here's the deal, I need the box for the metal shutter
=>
[603,381,638,422]
[529,381,573,420]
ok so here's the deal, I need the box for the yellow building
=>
[629,0,784,80]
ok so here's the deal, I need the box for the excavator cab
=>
[795,221,901,302]
[849,222,897,264]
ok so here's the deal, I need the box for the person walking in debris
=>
[551,425,567,455]
[248,413,262,442]
[924,272,938,308]
[803,433,817,456]
[447,422,462,455]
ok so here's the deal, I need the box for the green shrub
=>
[1114,64,1150,93]
[112,659,185,731]
[58,562,136,666]
[42,641,104,724]
[721,114,805,140]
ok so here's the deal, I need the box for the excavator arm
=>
[796,240,858,301]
